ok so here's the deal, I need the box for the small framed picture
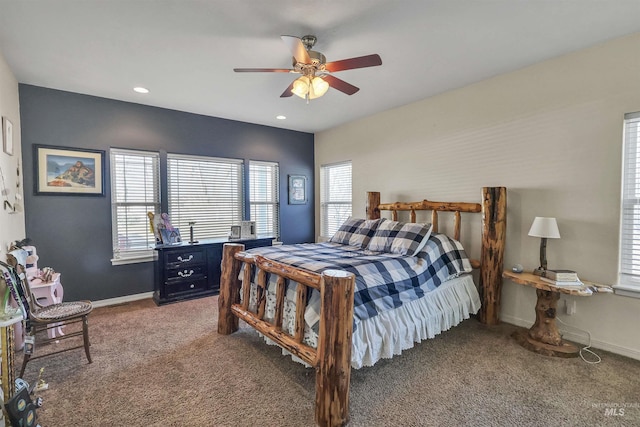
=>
[230,225,241,239]
[34,145,105,196]
[288,174,307,205]
[2,117,13,156]
[160,228,182,245]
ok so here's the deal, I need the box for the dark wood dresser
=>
[153,236,273,305]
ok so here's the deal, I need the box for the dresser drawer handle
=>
[190,284,195,289]
[177,255,193,262]
[178,270,194,278]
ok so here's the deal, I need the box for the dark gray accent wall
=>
[19,85,314,301]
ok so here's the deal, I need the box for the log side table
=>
[502,270,595,358]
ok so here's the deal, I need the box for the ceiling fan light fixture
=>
[311,76,329,97]
[291,76,310,98]
[291,75,329,100]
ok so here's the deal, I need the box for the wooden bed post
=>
[218,243,245,335]
[478,187,507,325]
[366,191,381,220]
[315,270,356,427]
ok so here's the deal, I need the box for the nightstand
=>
[502,270,596,358]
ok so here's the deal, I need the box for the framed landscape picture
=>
[35,145,105,196]
[288,174,307,204]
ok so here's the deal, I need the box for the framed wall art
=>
[2,117,13,156]
[35,145,105,196]
[288,174,307,205]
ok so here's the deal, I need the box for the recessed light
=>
[133,87,149,94]
[276,115,286,120]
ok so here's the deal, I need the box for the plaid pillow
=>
[367,220,433,256]
[329,217,384,248]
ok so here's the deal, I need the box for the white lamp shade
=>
[291,76,310,98]
[528,217,560,239]
[291,75,329,100]
[311,76,329,97]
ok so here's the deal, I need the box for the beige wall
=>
[316,32,640,360]
[0,50,25,253]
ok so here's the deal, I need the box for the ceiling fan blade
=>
[233,68,293,73]
[280,82,294,98]
[324,54,382,73]
[281,35,311,64]
[323,75,359,95]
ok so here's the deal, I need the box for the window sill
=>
[613,284,640,299]
[111,253,156,266]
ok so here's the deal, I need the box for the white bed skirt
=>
[351,275,480,368]
[248,274,481,369]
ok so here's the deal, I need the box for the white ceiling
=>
[2,1,640,134]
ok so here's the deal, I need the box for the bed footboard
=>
[218,243,356,427]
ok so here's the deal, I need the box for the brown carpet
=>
[19,296,639,426]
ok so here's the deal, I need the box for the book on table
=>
[540,276,584,287]
[545,269,578,281]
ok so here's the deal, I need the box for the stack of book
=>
[541,269,583,288]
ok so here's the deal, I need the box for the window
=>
[320,161,352,238]
[167,154,244,241]
[110,149,160,264]
[619,112,640,296]
[249,161,280,238]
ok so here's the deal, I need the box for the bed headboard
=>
[365,187,506,325]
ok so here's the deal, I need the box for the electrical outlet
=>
[565,299,577,316]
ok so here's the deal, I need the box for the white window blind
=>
[619,112,640,295]
[320,161,352,238]
[249,161,280,238]
[110,148,160,262]
[167,154,244,241]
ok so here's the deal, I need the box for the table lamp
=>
[528,217,560,276]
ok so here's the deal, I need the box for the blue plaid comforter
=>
[242,233,473,329]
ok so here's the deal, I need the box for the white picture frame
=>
[2,117,13,156]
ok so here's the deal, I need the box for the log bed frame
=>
[218,187,506,427]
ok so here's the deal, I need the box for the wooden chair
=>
[7,249,93,378]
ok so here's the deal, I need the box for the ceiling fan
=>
[233,35,382,102]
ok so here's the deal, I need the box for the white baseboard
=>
[92,292,154,308]
[500,314,640,362]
